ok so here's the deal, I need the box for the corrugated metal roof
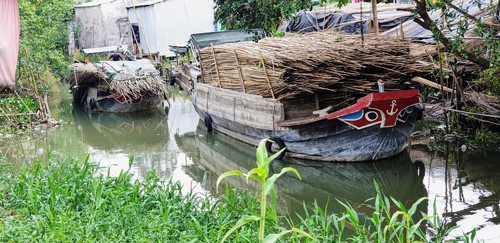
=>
[126,0,165,8]
[382,0,492,40]
[75,0,117,8]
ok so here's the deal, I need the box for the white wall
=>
[128,0,215,56]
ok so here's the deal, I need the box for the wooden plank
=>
[194,83,284,130]
[411,76,454,93]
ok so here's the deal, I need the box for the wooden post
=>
[314,93,320,110]
[398,20,404,38]
[371,0,379,36]
[233,50,246,93]
[259,50,275,99]
[211,45,222,88]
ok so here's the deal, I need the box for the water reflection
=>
[411,143,500,241]
[71,105,176,179]
[176,122,428,220]
[72,105,168,151]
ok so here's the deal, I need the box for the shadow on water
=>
[176,121,428,222]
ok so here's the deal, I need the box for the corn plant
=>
[216,138,316,243]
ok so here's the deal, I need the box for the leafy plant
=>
[216,138,315,242]
[0,97,40,133]
[214,0,350,35]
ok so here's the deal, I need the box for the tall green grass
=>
[0,155,472,242]
[0,155,263,242]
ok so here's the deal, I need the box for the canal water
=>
[1,92,499,241]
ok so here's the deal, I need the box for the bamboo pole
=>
[233,50,246,93]
[411,77,454,93]
[371,0,379,35]
[211,45,222,88]
[259,50,275,99]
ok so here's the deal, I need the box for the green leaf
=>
[247,168,267,183]
[408,197,428,216]
[263,230,291,243]
[256,139,269,167]
[262,147,286,170]
[216,170,244,193]
[264,167,300,196]
[221,215,260,243]
[189,215,210,243]
[391,197,406,211]
[291,227,316,241]
[263,230,292,243]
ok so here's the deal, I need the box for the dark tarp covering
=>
[375,11,412,29]
[286,10,368,34]
[189,30,265,50]
[286,10,412,35]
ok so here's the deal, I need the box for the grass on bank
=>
[0,154,473,242]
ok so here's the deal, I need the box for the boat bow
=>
[327,89,422,129]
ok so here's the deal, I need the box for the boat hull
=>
[80,87,163,113]
[192,83,422,162]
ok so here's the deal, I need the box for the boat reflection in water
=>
[72,105,171,178]
[177,121,428,220]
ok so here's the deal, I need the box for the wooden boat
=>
[193,84,422,161]
[70,58,168,113]
[180,31,426,162]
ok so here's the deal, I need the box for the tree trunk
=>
[413,0,490,69]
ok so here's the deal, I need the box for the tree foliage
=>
[17,0,74,93]
[213,0,312,34]
[213,0,350,35]
[414,0,499,69]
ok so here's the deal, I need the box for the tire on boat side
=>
[204,115,213,132]
[265,137,286,159]
[89,98,97,110]
[169,74,176,86]
[414,160,425,180]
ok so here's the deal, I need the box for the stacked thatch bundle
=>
[69,63,106,87]
[199,31,432,100]
[69,60,168,101]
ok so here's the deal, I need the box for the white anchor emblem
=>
[386,100,399,116]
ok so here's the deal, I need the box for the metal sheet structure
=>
[74,0,131,50]
[127,0,215,57]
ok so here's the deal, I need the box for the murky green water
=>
[1,92,499,241]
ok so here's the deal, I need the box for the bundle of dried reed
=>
[69,63,168,101]
[199,32,432,100]
[109,73,168,101]
[69,63,106,87]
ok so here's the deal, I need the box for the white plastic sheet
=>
[0,0,20,90]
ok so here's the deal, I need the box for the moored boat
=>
[70,59,168,112]
[182,31,428,162]
[193,83,422,161]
